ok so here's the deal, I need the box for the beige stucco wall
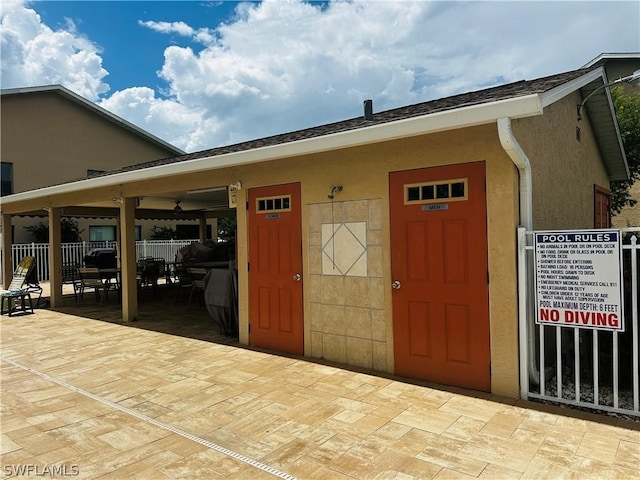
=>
[1,123,522,396]
[5,104,613,398]
[1,91,177,194]
[220,125,522,397]
[512,93,610,230]
[2,91,184,242]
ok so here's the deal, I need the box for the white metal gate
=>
[518,226,639,416]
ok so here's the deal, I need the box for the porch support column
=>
[199,215,207,243]
[120,197,138,321]
[48,208,63,307]
[1,214,13,289]
[115,219,121,268]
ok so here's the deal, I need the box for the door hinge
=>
[247,262,250,271]
[248,324,251,333]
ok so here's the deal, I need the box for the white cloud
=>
[139,20,195,37]
[1,0,639,153]
[98,87,204,153]
[0,0,108,100]
[138,20,219,45]
[138,19,218,46]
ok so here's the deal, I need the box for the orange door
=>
[248,183,303,355]
[390,162,491,391]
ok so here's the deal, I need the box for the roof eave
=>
[571,70,630,181]
[0,94,544,210]
[539,68,606,107]
[582,52,640,69]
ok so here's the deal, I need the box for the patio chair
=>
[25,259,45,307]
[173,262,193,304]
[186,267,208,310]
[137,258,163,296]
[0,256,36,316]
[77,267,107,305]
[62,262,81,301]
[99,268,121,302]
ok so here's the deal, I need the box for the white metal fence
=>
[518,226,639,417]
[2,239,197,283]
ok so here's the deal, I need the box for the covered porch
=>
[1,171,241,326]
[26,277,239,345]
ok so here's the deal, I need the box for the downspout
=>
[497,117,540,389]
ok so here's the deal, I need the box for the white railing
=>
[135,240,196,262]
[3,239,197,282]
[518,226,639,417]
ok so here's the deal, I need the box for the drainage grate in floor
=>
[2,357,298,480]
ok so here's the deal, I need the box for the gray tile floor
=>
[1,285,638,479]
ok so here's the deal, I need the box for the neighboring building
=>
[583,53,640,228]
[1,65,629,398]
[0,85,217,243]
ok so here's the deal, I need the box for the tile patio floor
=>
[1,284,639,479]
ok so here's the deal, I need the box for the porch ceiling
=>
[14,186,235,220]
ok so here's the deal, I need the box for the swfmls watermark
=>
[2,464,79,477]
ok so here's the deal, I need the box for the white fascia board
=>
[539,68,605,107]
[582,52,640,68]
[1,94,543,207]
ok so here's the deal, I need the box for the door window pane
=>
[405,178,468,204]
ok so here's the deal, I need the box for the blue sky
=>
[2,1,639,153]
[34,1,240,92]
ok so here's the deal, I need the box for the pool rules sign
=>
[534,229,624,331]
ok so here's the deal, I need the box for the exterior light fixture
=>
[173,200,183,216]
[577,69,640,120]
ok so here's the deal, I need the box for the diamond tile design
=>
[321,222,367,276]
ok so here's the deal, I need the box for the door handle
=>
[293,273,301,281]
[392,280,401,289]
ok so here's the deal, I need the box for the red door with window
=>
[248,183,304,355]
[390,162,491,391]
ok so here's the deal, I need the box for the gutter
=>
[1,94,543,211]
[497,117,540,390]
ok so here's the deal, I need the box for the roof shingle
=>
[73,68,592,181]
